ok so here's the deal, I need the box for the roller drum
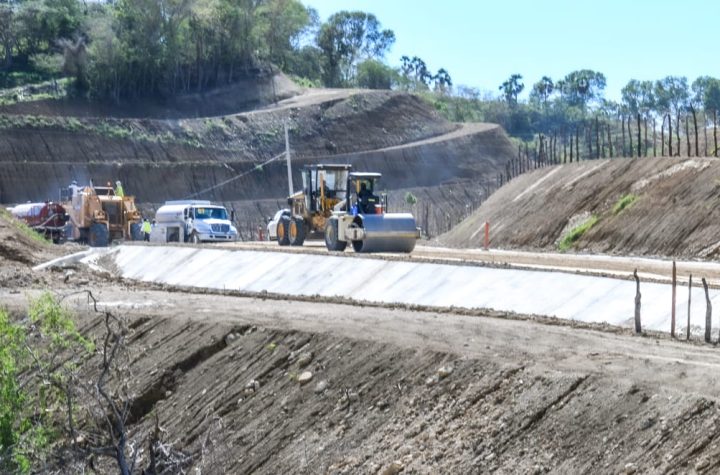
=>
[353,213,418,253]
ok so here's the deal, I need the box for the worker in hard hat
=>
[141,218,151,241]
[115,180,125,197]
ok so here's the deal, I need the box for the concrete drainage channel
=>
[63,245,720,335]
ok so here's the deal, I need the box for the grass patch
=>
[558,215,598,252]
[612,194,638,215]
[0,208,49,245]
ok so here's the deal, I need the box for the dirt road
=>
[43,287,720,398]
[6,283,720,397]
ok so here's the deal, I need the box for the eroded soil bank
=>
[443,157,720,259]
[5,282,720,474]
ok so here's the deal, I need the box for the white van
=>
[151,200,238,243]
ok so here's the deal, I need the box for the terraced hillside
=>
[0,75,516,237]
[442,157,720,257]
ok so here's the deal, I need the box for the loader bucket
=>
[352,213,418,253]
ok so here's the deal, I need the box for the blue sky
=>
[304,0,719,101]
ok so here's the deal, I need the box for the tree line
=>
[2,0,718,163]
[430,71,720,162]
[0,0,446,100]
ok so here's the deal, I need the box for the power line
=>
[183,151,286,200]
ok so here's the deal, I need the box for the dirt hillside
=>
[5,201,720,473]
[0,209,77,289]
[0,77,516,237]
[441,157,720,258]
[5,275,720,474]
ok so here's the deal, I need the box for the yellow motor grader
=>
[276,164,419,253]
[64,182,142,247]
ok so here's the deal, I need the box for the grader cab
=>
[277,164,419,253]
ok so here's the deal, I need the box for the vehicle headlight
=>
[230,226,238,234]
[195,222,212,232]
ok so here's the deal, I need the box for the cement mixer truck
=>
[151,200,238,243]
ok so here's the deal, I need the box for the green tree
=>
[530,76,553,106]
[703,78,720,156]
[654,76,688,117]
[85,10,123,100]
[559,69,606,110]
[286,44,323,84]
[691,76,713,107]
[0,4,15,69]
[14,0,82,58]
[255,0,312,70]
[621,79,643,115]
[499,73,524,106]
[29,51,63,78]
[357,58,395,89]
[316,10,395,87]
[0,293,93,473]
[654,76,689,155]
[398,55,432,91]
[432,67,452,93]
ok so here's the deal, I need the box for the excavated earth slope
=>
[442,157,720,258]
[0,80,516,236]
[4,205,720,473]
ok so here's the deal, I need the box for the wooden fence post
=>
[671,260,677,338]
[637,113,642,158]
[634,269,642,334]
[703,277,712,343]
[687,274,692,340]
[483,221,490,250]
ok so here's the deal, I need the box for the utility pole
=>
[285,122,293,196]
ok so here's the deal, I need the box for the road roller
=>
[276,165,420,253]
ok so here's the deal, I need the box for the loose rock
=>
[298,371,313,385]
[244,379,260,394]
[297,351,314,368]
[437,366,453,379]
[380,460,404,475]
[314,380,328,393]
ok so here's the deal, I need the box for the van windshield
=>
[194,207,228,220]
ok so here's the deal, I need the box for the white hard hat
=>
[116,180,121,185]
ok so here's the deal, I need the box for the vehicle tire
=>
[324,218,347,252]
[88,223,109,247]
[130,222,143,241]
[289,217,306,246]
[190,232,201,244]
[277,216,291,246]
